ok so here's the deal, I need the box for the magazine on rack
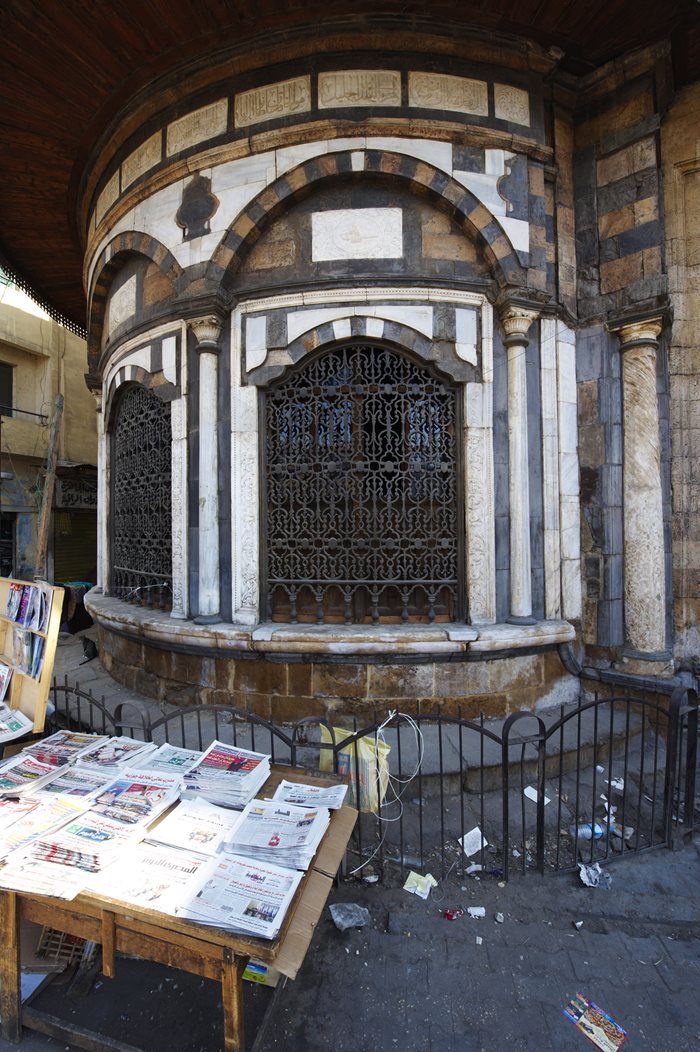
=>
[182,741,271,809]
[146,797,242,857]
[223,798,330,870]
[24,730,110,768]
[6,582,24,620]
[89,770,181,827]
[75,736,157,775]
[91,842,216,914]
[0,663,13,705]
[0,701,33,743]
[176,853,303,939]
[5,583,52,632]
[270,778,348,810]
[11,626,31,673]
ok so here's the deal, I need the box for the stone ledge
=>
[86,589,575,658]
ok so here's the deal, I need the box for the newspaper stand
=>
[0,768,357,1052]
[0,577,64,742]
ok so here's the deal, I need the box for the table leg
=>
[0,891,21,1043]
[221,948,249,1052]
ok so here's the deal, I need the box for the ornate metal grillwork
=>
[264,344,463,624]
[110,385,172,609]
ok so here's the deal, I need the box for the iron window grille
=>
[263,343,464,625]
[110,384,172,610]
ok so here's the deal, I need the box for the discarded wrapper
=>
[467,906,486,918]
[459,826,488,857]
[523,785,551,805]
[563,992,627,1051]
[403,871,438,900]
[578,862,612,890]
[495,912,504,923]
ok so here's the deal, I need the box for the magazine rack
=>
[0,767,357,1052]
[0,577,64,736]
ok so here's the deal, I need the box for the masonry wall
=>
[662,81,700,667]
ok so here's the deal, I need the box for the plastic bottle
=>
[569,822,605,840]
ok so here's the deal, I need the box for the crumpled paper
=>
[578,861,612,889]
[403,870,438,900]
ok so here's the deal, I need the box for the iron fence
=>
[48,677,698,882]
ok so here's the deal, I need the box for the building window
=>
[0,513,15,577]
[110,384,172,609]
[263,343,463,624]
[0,363,13,417]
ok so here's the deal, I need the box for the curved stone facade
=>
[80,27,684,714]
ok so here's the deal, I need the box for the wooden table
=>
[0,768,357,1052]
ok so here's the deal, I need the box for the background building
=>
[0,273,97,589]
[0,2,698,716]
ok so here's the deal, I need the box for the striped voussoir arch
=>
[207,148,527,295]
[246,311,477,387]
[87,231,184,374]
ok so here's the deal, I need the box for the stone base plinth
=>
[87,591,580,721]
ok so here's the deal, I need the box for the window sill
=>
[86,591,575,658]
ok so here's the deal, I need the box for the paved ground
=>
[0,630,696,1051]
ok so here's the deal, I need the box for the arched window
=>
[263,344,463,624]
[110,384,172,609]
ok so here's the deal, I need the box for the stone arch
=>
[206,149,528,296]
[105,363,179,430]
[87,232,185,375]
[247,313,475,387]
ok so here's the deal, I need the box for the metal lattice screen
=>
[264,344,463,624]
[110,385,172,609]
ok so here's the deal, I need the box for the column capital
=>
[189,315,223,351]
[498,303,540,346]
[609,314,664,350]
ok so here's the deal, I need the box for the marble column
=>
[500,304,539,624]
[613,317,671,673]
[190,316,222,624]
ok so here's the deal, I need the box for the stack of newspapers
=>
[182,741,270,808]
[176,853,303,939]
[0,731,347,935]
[0,753,58,795]
[75,736,157,776]
[24,730,110,767]
[224,798,330,870]
[22,811,143,874]
[146,796,242,857]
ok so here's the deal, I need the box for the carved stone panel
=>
[234,77,311,128]
[494,84,531,127]
[318,70,401,108]
[311,208,403,261]
[167,99,228,156]
[408,73,488,116]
